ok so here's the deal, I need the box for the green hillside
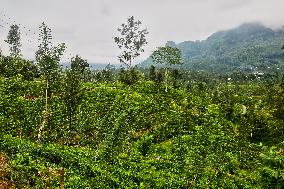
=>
[1,18,284,188]
[141,23,284,73]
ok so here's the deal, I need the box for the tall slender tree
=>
[114,16,148,69]
[5,24,21,58]
[35,22,66,141]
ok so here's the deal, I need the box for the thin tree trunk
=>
[165,67,168,92]
[38,79,49,141]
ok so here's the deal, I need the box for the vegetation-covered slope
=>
[0,80,283,188]
[0,18,284,188]
[141,23,284,73]
[0,76,284,188]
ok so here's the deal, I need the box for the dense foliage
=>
[0,20,284,188]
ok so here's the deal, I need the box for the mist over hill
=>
[141,23,284,73]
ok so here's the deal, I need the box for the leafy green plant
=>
[260,144,284,189]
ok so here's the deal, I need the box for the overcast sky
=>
[0,0,284,64]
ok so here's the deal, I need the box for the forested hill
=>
[141,23,284,73]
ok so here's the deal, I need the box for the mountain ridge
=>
[140,23,284,73]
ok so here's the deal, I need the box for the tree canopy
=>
[114,16,148,68]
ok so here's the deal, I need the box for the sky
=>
[0,0,284,64]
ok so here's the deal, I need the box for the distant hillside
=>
[141,23,284,73]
